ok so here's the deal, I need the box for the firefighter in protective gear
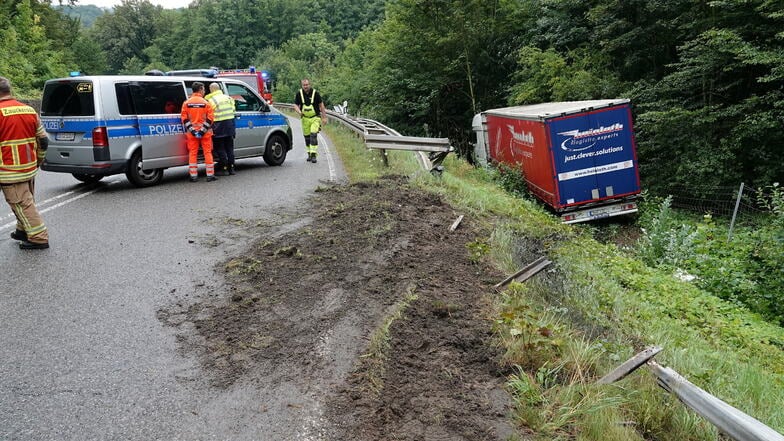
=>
[0,76,50,250]
[181,82,216,182]
[205,82,236,176]
[293,79,327,163]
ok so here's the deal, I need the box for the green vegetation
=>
[361,287,418,395]
[325,0,784,195]
[5,0,780,433]
[636,186,784,324]
[6,0,781,194]
[323,121,784,439]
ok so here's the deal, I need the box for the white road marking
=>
[318,133,337,183]
[1,179,119,232]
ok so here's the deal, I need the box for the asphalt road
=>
[0,119,345,441]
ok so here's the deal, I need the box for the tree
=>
[69,33,108,75]
[325,0,527,156]
[0,0,68,95]
[91,0,163,73]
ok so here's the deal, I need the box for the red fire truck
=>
[217,67,274,104]
[165,66,274,103]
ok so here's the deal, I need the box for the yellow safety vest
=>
[299,89,317,118]
[206,92,235,122]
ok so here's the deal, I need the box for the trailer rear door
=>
[548,103,639,207]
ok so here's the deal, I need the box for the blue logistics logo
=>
[557,123,624,152]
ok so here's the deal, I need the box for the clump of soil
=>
[159,175,517,440]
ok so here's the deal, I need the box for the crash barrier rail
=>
[599,347,784,441]
[275,103,453,174]
[495,260,784,441]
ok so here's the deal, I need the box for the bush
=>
[491,163,530,198]
[636,185,784,324]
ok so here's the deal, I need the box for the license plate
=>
[55,132,75,141]
[589,208,610,216]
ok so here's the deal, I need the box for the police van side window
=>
[115,81,186,115]
[226,83,263,112]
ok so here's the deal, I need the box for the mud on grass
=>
[160,175,517,440]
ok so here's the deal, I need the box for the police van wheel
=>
[126,150,163,187]
[263,134,288,166]
[72,173,104,184]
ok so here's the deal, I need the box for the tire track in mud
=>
[159,176,517,440]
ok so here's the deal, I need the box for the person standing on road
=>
[205,82,236,176]
[181,82,217,182]
[0,76,50,250]
[293,79,327,163]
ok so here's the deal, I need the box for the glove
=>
[189,129,199,137]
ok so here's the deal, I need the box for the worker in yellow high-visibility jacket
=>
[293,79,327,163]
[205,83,236,175]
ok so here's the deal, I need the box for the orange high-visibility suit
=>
[181,91,215,179]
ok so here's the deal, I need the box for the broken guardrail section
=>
[493,256,553,291]
[599,347,784,441]
[275,103,453,174]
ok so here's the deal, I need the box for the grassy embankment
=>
[322,122,784,441]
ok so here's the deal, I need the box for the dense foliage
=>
[326,0,784,192]
[638,184,784,324]
[56,3,105,27]
[1,0,781,190]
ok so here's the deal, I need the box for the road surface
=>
[0,121,345,441]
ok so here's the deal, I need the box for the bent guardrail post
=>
[599,347,784,441]
[597,346,663,384]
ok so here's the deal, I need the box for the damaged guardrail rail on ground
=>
[598,347,784,441]
[276,103,453,174]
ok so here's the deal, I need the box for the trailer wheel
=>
[263,134,288,166]
[125,150,163,187]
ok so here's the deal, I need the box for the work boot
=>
[206,175,218,182]
[10,229,27,241]
[228,164,236,175]
[311,155,317,163]
[19,241,49,250]
[306,153,312,162]
[189,176,198,182]
[216,164,228,176]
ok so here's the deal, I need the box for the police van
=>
[39,75,292,187]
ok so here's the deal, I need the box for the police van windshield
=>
[226,83,264,111]
[41,81,95,117]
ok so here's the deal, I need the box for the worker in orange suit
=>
[181,82,216,182]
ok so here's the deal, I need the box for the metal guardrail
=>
[599,347,784,441]
[364,134,451,153]
[275,102,453,173]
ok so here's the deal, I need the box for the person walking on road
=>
[181,82,217,182]
[205,82,236,176]
[0,76,50,250]
[293,79,327,163]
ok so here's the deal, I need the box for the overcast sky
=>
[81,0,193,9]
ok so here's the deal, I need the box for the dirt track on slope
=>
[159,175,518,440]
